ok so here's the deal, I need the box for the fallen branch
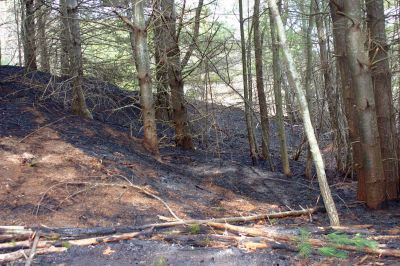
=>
[25,232,40,266]
[0,246,66,264]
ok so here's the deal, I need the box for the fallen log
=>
[31,207,320,238]
[0,246,66,264]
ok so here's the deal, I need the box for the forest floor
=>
[0,66,399,265]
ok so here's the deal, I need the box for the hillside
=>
[0,66,399,265]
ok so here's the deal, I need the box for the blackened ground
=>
[1,66,399,266]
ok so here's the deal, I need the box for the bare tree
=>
[267,0,340,226]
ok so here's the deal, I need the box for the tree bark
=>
[329,0,365,200]
[267,0,340,226]
[343,0,386,209]
[60,0,70,76]
[22,0,37,72]
[269,6,291,176]
[131,0,159,155]
[36,0,50,72]
[162,0,194,149]
[153,1,171,122]
[239,0,258,165]
[366,0,399,200]
[66,0,92,119]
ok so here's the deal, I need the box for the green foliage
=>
[296,228,312,257]
[189,224,201,235]
[295,229,378,259]
[327,233,378,249]
[62,241,72,249]
[152,256,166,266]
[318,247,348,259]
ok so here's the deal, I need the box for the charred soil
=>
[0,66,399,265]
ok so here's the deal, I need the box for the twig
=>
[19,116,69,143]
[25,232,40,266]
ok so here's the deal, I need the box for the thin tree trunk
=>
[153,1,171,122]
[66,0,92,119]
[269,7,291,176]
[131,0,159,155]
[181,0,204,68]
[163,0,194,150]
[267,0,340,226]
[303,0,314,179]
[366,0,399,199]
[329,0,365,200]
[314,0,340,172]
[36,0,50,72]
[344,0,386,209]
[59,0,70,76]
[253,0,273,168]
[14,0,23,66]
[22,0,37,71]
[239,0,258,165]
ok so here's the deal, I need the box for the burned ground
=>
[0,66,399,265]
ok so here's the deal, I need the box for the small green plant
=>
[189,224,201,234]
[296,228,312,257]
[62,241,72,249]
[318,246,348,259]
[152,256,166,266]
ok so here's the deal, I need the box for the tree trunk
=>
[181,0,204,69]
[366,0,399,199]
[36,0,50,72]
[22,0,37,72]
[153,2,171,122]
[162,0,194,149]
[269,6,291,176]
[329,0,365,200]
[267,0,340,226]
[239,0,258,165]
[59,0,70,76]
[14,0,23,66]
[302,0,314,179]
[254,0,273,168]
[131,0,159,155]
[344,0,386,209]
[314,0,341,172]
[66,0,92,119]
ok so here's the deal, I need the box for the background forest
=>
[0,0,400,264]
